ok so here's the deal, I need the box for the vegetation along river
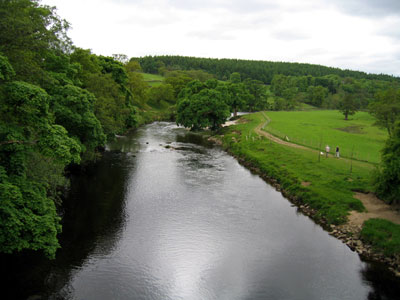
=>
[5,122,400,300]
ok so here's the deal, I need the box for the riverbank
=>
[211,112,400,276]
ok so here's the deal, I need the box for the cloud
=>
[187,30,235,41]
[328,0,400,17]
[42,0,400,76]
[270,30,310,41]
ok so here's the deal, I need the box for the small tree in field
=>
[338,93,359,120]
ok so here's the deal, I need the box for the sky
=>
[42,0,400,76]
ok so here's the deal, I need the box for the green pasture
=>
[220,112,375,224]
[141,73,164,86]
[262,110,387,163]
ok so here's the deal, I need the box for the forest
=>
[1,0,399,259]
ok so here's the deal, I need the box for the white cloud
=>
[43,0,400,76]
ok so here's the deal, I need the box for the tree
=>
[243,79,268,111]
[0,79,81,258]
[338,92,359,120]
[51,84,106,153]
[0,0,71,84]
[230,72,241,84]
[147,84,175,105]
[373,122,400,204]
[306,85,328,107]
[176,89,230,131]
[369,88,400,137]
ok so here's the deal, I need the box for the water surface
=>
[4,122,400,300]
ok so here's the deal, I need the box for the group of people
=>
[325,145,340,158]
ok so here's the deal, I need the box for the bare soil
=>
[350,192,400,226]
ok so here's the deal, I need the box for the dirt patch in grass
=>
[301,181,311,187]
[336,125,364,134]
[349,192,400,226]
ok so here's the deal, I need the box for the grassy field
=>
[263,110,387,163]
[219,112,375,225]
[217,111,400,255]
[141,73,164,86]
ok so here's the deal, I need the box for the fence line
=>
[261,126,374,163]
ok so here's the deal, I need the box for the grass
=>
[262,110,387,163]
[361,219,400,255]
[219,112,375,225]
[141,73,164,86]
[136,100,175,125]
[217,111,400,255]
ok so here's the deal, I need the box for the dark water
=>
[3,122,400,300]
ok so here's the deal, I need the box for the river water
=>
[4,122,400,299]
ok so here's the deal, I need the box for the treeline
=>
[138,55,400,84]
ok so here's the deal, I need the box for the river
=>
[4,122,400,300]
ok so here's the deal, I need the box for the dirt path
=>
[252,112,400,227]
[350,193,400,226]
[254,112,310,150]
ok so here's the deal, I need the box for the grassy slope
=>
[263,110,387,163]
[135,73,174,124]
[141,72,164,86]
[219,112,400,255]
[220,112,373,224]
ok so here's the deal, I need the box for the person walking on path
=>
[325,145,330,158]
[335,146,340,158]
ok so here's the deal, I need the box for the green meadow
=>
[220,112,374,224]
[218,111,400,254]
[141,72,164,86]
[263,110,387,163]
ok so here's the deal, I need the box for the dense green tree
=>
[338,92,359,120]
[51,85,106,153]
[230,72,241,84]
[0,78,80,258]
[165,73,193,98]
[0,0,71,84]
[243,79,268,111]
[146,83,175,105]
[369,88,400,137]
[306,85,328,107]
[126,72,148,106]
[373,122,400,204]
[176,89,230,131]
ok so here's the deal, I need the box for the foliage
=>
[70,48,139,137]
[306,85,328,107]
[361,219,400,255]
[0,0,71,84]
[51,84,106,152]
[139,55,400,84]
[373,122,400,204]
[176,87,230,131]
[0,53,15,81]
[369,88,400,137]
[338,92,359,120]
[0,79,81,258]
[243,79,269,111]
[146,83,175,105]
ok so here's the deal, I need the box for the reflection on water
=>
[3,122,400,300]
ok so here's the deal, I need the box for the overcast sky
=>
[42,0,400,76]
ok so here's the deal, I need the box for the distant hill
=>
[137,55,399,84]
